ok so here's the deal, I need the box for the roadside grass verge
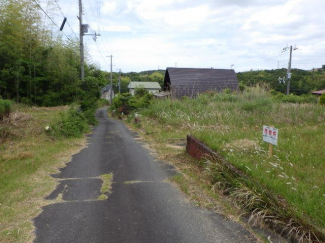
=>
[125,88,325,242]
[0,104,86,243]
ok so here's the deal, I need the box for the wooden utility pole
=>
[79,0,84,80]
[118,69,121,94]
[106,55,113,104]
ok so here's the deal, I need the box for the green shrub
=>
[281,94,302,103]
[319,93,325,106]
[300,94,318,104]
[0,99,12,120]
[238,83,245,92]
[212,93,238,102]
[83,109,98,125]
[134,87,148,97]
[111,93,134,115]
[97,98,110,107]
[136,93,153,109]
[276,94,318,104]
[239,98,273,113]
[223,88,232,94]
[50,108,89,138]
[111,91,153,115]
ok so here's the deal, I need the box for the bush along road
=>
[34,107,257,243]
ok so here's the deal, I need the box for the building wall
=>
[129,88,160,95]
[101,91,114,101]
[186,135,247,179]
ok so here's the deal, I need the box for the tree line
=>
[237,68,325,95]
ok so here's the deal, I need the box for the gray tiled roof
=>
[164,68,238,98]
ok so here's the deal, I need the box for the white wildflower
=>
[286,182,292,185]
[266,171,270,173]
[290,163,293,167]
[291,187,297,191]
[313,186,318,189]
[292,176,296,181]
[269,162,277,168]
[245,166,251,171]
[45,126,50,131]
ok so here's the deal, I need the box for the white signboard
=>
[263,126,278,146]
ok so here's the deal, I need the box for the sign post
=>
[263,126,278,157]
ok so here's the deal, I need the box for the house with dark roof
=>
[128,82,161,95]
[163,67,238,98]
[311,89,325,96]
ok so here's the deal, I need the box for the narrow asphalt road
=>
[34,107,256,243]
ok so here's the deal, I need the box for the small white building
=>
[128,82,161,95]
[101,84,115,101]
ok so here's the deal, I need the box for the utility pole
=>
[79,0,84,80]
[279,45,297,95]
[118,69,121,94]
[286,46,293,95]
[78,0,100,80]
[107,55,113,104]
[230,64,234,70]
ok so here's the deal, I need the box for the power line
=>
[94,41,110,67]
[32,0,60,29]
[31,0,74,42]
[53,0,79,40]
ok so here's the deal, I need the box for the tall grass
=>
[138,87,325,241]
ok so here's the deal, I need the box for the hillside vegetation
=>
[237,68,325,95]
[128,87,325,242]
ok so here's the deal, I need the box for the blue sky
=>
[44,0,325,73]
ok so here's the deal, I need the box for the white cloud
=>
[72,0,325,72]
[242,1,302,31]
[102,1,117,14]
[101,25,132,32]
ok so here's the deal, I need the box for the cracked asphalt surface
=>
[34,107,256,243]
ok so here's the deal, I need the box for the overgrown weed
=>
[0,105,85,242]
[129,86,325,242]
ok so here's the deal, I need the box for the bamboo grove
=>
[0,0,107,106]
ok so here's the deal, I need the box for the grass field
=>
[129,87,325,241]
[0,104,85,243]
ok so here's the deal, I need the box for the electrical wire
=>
[53,0,79,41]
[31,0,74,42]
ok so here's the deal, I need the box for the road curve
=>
[34,107,256,243]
